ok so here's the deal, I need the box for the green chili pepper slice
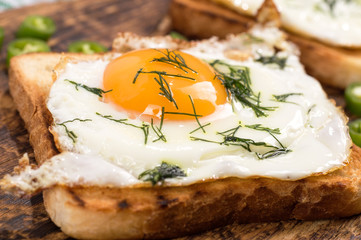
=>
[7,38,50,65]
[349,119,361,147]
[0,27,4,50]
[345,82,361,117]
[68,41,108,54]
[169,31,187,40]
[16,15,56,41]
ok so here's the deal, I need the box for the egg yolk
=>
[103,49,227,121]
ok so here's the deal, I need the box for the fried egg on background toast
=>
[3,26,351,191]
[211,0,361,47]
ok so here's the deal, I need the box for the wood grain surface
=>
[0,0,360,239]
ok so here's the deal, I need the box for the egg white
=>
[45,39,351,186]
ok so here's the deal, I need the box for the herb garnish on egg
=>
[272,93,303,104]
[255,54,288,70]
[150,118,166,143]
[57,118,92,143]
[96,112,150,144]
[64,79,112,98]
[210,60,276,117]
[315,0,356,16]
[245,124,281,134]
[151,49,197,74]
[133,70,196,110]
[191,122,290,160]
[138,161,186,185]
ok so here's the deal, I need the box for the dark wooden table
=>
[0,0,360,239]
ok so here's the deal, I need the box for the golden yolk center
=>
[103,49,227,121]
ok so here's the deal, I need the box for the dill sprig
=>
[163,111,202,117]
[272,93,303,104]
[307,104,316,114]
[161,96,209,134]
[315,0,355,16]
[57,118,92,143]
[133,70,195,83]
[133,70,195,109]
[245,124,281,134]
[218,123,290,159]
[210,60,276,117]
[324,0,337,15]
[305,104,317,128]
[96,112,150,144]
[138,161,186,185]
[188,95,206,133]
[65,79,112,98]
[190,123,211,134]
[152,49,197,74]
[151,118,167,142]
[190,122,290,159]
[255,54,287,69]
[153,73,178,109]
[217,123,242,137]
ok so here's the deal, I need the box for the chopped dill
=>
[152,49,197,74]
[190,123,211,134]
[160,96,209,134]
[245,124,281,134]
[65,79,112,98]
[307,104,316,115]
[306,104,317,128]
[217,122,242,137]
[315,0,355,16]
[163,111,202,117]
[57,118,92,143]
[324,0,337,15]
[255,54,287,69]
[133,70,195,109]
[151,118,167,142]
[138,161,186,185]
[188,95,206,133]
[190,122,290,159]
[96,112,150,144]
[209,60,276,117]
[163,110,207,132]
[133,70,195,83]
[159,107,165,130]
[272,93,303,104]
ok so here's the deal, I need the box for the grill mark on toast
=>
[118,200,129,209]
[157,195,179,208]
[67,189,85,207]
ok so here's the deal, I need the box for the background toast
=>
[169,0,361,89]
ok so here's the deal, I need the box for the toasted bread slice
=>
[170,0,361,89]
[2,31,361,239]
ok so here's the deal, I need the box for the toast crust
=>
[44,145,361,239]
[170,0,361,89]
[7,48,361,238]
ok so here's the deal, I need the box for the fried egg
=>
[211,0,361,47]
[3,27,351,191]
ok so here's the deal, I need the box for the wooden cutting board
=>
[0,0,360,239]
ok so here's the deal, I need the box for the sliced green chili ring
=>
[345,82,361,117]
[0,27,4,50]
[68,41,108,54]
[169,31,187,40]
[16,15,56,41]
[6,38,50,65]
[349,119,361,147]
